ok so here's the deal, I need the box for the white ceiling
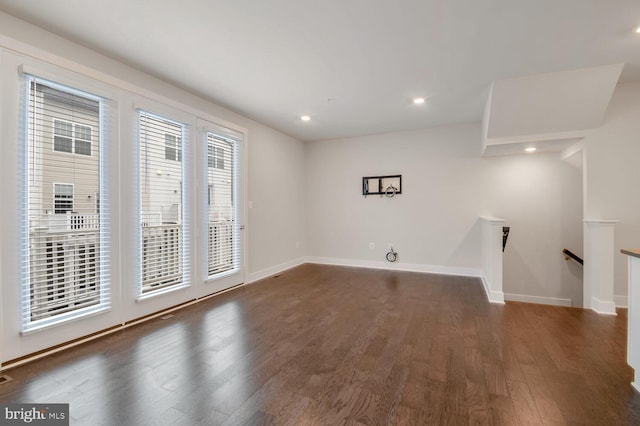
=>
[1,0,639,142]
[481,63,623,156]
[486,64,623,140]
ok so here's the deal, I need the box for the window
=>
[53,120,72,153]
[207,133,237,277]
[139,110,188,295]
[75,124,92,155]
[53,183,74,213]
[216,147,225,169]
[207,144,215,168]
[53,119,92,156]
[165,133,181,161]
[21,76,109,330]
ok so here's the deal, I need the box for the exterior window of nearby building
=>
[215,147,225,169]
[75,124,92,155]
[207,144,215,168]
[53,120,72,153]
[21,76,109,331]
[53,119,92,156]
[53,183,74,213]
[207,144,225,170]
[165,133,181,161]
[139,110,188,296]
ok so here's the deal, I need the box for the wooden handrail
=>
[563,248,583,265]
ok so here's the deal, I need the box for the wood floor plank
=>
[1,264,640,425]
[506,379,542,424]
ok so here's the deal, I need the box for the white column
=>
[480,216,506,304]
[583,219,619,315]
[622,249,640,392]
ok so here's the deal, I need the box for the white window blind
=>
[207,131,239,278]
[138,110,189,295]
[20,76,111,331]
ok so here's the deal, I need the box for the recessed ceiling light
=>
[525,147,537,153]
[635,25,640,34]
[301,115,310,122]
[413,97,426,105]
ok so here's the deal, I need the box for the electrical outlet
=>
[369,242,375,249]
[296,241,300,249]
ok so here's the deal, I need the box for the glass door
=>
[202,125,244,294]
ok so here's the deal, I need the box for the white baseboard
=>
[305,256,482,278]
[615,295,628,308]
[246,257,306,284]
[489,290,505,304]
[504,293,573,307]
[480,276,491,300]
[480,276,505,304]
[590,297,617,316]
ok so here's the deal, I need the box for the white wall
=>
[0,11,306,278]
[306,124,583,306]
[584,82,640,303]
[487,153,583,306]
[247,125,306,275]
[305,125,484,272]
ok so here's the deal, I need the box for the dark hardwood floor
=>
[1,264,639,425]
